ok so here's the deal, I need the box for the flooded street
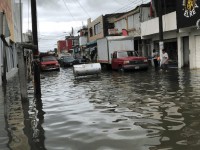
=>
[1,68,200,150]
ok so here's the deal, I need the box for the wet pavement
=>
[1,67,200,150]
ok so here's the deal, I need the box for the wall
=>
[189,30,200,69]
[66,39,72,50]
[0,1,21,86]
[114,19,126,33]
[141,12,177,37]
[127,13,140,37]
[0,40,2,85]
[177,29,200,69]
[79,36,87,46]
[57,40,67,53]
[87,15,104,42]
[140,7,151,22]
[0,0,15,41]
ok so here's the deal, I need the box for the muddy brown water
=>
[1,68,200,150]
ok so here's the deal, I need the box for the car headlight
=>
[124,61,130,64]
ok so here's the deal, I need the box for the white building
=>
[176,0,200,69]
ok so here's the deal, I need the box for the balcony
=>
[141,11,177,37]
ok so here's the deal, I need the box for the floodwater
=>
[1,67,200,150]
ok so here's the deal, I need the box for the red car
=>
[111,50,148,71]
[40,56,60,71]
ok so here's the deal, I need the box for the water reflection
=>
[0,76,30,150]
[1,68,200,150]
[24,86,46,150]
[36,68,200,150]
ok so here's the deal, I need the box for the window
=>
[94,23,101,35]
[89,27,93,37]
[117,51,137,58]
[113,52,117,58]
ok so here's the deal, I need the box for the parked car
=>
[58,56,79,67]
[40,55,60,71]
[111,50,148,71]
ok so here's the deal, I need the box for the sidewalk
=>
[0,86,9,150]
[0,74,30,150]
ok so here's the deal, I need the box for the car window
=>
[63,57,75,61]
[117,51,137,58]
[113,52,117,58]
[41,56,57,62]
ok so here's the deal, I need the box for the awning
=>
[86,40,97,47]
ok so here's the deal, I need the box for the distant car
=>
[40,56,60,71]
[58,56,79,67]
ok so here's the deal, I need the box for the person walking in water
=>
[152,49,159,70]
[160,49,169,71]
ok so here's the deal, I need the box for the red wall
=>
[66,39,73,50]
[57,40,67,53]
[57,39,74,53]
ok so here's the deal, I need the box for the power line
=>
[113,0,125,5]
[75,0,91,18]
[62,0,76,21]
[112,0,150,13]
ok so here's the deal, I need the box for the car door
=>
[111,52,118,69]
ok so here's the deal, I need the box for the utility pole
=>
[31,0,41,96]
[158,0,164,55]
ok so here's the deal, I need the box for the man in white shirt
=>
[161,49,169,71]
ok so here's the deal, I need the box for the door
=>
[183,37,189,67]
[111,51,118,69]
[195,36,200,68]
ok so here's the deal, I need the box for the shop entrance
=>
[164,40,178,68]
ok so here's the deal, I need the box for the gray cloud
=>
[21,0,149,51]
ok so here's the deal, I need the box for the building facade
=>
[141,0,178,67]
[176,0,200,69]
[0,0,22,86]
[113,4,151,56]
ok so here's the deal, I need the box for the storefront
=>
[177,0,200,69]
[86,40,97,62]
[153,38,178,67]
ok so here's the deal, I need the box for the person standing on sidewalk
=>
[152,49,159,69]
[160,49,169,71]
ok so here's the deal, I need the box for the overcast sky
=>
[21,0,150,52]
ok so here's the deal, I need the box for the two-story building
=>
[87,13,125,61]
[141,0,177,67]
[141,0,200,69]
[113,3,151,56]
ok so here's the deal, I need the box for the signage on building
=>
[177,0,200,29]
